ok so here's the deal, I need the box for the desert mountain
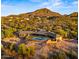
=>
[70,12,78,17]
[31,8,61,17]
[6,8,61,18]
[3,8,78,18]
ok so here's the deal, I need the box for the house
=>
[17,30,56,41]
[30,30,56,41]
[56,35,63,41]
[46,39,57,44]
[46,35,63,44]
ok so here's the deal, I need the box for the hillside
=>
[1,8,78,39]
[1,38,78,59]
[32,8,61,17]
[1,8,78,59]
[4,8,61,17]
[70,12,78,17]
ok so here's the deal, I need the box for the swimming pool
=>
[32,36,49,40]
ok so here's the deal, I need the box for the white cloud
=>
[72,1,78,5]
[49,0,63,7]
[37,0,78,14]
[38,0,63,10]
[53,2,62,6]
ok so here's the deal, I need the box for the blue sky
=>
[1,0,78,16]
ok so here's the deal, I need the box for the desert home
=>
[19,30,63,41]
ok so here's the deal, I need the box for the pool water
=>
[32,36,49,40]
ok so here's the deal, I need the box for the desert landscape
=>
[1,8,78,59]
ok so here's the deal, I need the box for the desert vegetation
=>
[1,8,78,59]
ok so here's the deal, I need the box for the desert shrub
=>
[17,44,35,59]
[4,28,15,38]
[48,50,67,59]
[55,29,67,38]
[70,31,77,39]
[18,44,35,55]
[18,43,27,55]
[67,50,78,59]
[10,43,15,50]
[27,46,35,56]
[1,31,5,39]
